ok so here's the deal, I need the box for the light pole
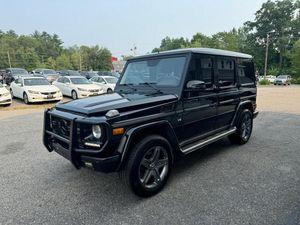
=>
[264,33,270,79]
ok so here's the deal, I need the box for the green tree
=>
[245,0,300,71]
[56,54,72,70]
[152,37,190,52]
[290,39,300,76]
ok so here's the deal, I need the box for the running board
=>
[181,127,237,155]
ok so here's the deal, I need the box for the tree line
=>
[153,0,300,77]
[0,30,112,72]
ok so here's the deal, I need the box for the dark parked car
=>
[57,70,82,77]
[4,68,30,85]
[43,48,258,197]
[33,68,60,83]
[79,71,98,79]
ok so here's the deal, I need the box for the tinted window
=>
[57,77,64,83]
[186,55,213,89]
[217,58,235,87]
[238,59,255,84]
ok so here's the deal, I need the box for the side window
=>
[57,77,64,83]
[217,58,235,87]
[238,59,255,84]
[64,77,70,83]
[98,77,105,84]
[184,54,214,98]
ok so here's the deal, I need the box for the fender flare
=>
[231,100,253,127]
[116,120,179,170]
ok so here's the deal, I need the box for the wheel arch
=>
[231,100,254,127]
[117,120,180,171]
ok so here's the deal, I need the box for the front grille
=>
[89,89,99,93]
[0,99,11,103]
[50,116,71,139]
[41,91,56,95]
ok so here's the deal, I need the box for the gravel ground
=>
[0,112,299,225]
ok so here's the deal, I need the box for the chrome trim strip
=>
[181,127,236,154]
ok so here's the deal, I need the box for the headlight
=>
[28,90,40,94]
[92,125,102,139]
[78,88,88,92]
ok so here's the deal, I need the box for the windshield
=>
[70,77,91,84]
[24,78,50,86]
[44,69,57,75]
[11,68,28,75]
[68,70,81,76]
[120,56,186,87]
[105,77,118,84]
[277,75,288,79]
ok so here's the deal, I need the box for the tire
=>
[71,90,78,100]
[107,88,113,93]
[120,135,172,197]
[23,92,29,104]
[229,109,253,145]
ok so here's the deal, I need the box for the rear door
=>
[180,54,218,143]
[215,57,240,128]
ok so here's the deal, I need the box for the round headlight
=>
[92,125,102,139]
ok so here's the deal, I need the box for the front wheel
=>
[71,90,78,100]
[23,93,29,104]
[120,135,172,197]
[229,109,253,145]
[107,88,113,93]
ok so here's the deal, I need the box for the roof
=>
[131,48,253,60]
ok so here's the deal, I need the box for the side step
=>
[181,127,237,155]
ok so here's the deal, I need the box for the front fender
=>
[116,120,179,171]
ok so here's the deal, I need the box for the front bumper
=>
[0,96,12,105]
[29,94,63,102]
[43,109,120,173]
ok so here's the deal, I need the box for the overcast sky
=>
[1,0,266,58]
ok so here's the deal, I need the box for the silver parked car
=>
[33,68,60,83]
[274,75,291,85]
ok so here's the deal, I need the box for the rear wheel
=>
[23,93,29,104]
[71,90,78,100]
[120,135,172,197]
[229,109,253,145]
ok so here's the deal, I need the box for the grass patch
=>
[259,79,271,85]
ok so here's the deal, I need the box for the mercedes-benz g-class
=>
[43,48,258,197]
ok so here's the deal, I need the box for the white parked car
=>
[10,77,63,104]
[258,75,276,83]
[90,75,118,93]
[53,76,104,100]
[0,83,12,106]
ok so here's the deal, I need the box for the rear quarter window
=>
[238,59,255,84]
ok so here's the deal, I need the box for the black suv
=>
[43,48,258,197]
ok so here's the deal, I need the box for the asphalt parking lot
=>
[1,113,300,224]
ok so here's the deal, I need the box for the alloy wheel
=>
[138,146,169,189]
[241,113,252,141]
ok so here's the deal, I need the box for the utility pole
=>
[264,33,270,79]
[7,51,12,68]
[79,53,82,71]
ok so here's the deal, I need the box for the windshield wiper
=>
[118,83,137,92]
[139,82,163,94]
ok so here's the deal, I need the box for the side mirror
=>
[65,82,70,85]
[186,80,206,90]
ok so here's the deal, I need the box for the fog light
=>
[92,125,102,139]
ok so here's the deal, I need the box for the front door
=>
[180,54,218,143]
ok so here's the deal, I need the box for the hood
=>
[0,87,9,95]
[55,92,178,116]
[25,85,59,92]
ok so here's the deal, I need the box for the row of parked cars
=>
[0,68,120,106]
[258,75,292,85]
